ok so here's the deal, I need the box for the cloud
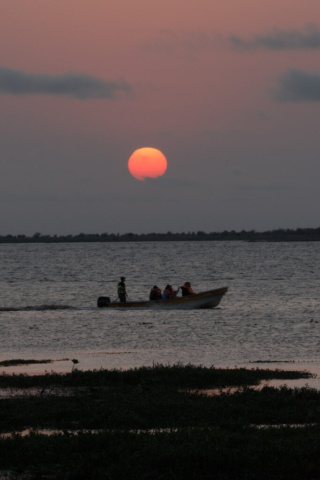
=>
[0,67,133,99]
[142,29,223,55]
[229,23,320,51]
[143,24,320,55]
[273,69,320,102]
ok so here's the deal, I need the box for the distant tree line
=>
[0,228,320,243]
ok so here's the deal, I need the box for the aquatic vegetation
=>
[0,359,52,367]
[71,359,79,372]
[1,426,320,479]
[0,365,318,478]
[0,363,314,389]
[1,384,320,433]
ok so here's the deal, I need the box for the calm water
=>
[0,241,319,381]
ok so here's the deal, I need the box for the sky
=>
[1,0,320,235]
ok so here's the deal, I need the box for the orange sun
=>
[128,147,167,181]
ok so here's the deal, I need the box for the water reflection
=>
[0,242,319,373]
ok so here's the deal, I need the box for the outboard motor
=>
[97,296,111,308]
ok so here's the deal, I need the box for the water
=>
[0,241,319,380]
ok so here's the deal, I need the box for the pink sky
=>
[1,0,320,234]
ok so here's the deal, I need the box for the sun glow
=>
[128,147,167,181]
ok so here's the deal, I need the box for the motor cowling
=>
[97,296,111,308]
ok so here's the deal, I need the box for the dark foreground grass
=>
[1,385,320,432]
[0,365,318,479]
[0,363,314,389]
[2,426,320,479]
[0,359,52,367]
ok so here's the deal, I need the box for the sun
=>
[128,147,167,181]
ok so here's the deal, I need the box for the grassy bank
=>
[0,364,318,479]
[1,385,320,433]
[2,426,320,479]
[0,363,314,388]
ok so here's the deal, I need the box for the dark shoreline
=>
[1,227,320,243]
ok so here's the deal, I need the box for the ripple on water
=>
[0,241,318,376]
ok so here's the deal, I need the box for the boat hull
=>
[98,287,228,310]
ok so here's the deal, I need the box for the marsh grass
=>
[1,385,320,433]
[1,426,320,479]
[0,365,318,479]
[0,363,314,389]
[0,359,52,367]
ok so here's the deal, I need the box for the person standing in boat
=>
[149,286,162,301]
[118,276,127,302]
[181,282,194,297]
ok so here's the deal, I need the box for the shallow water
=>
[0,241,319,382]
[1,423,316,439]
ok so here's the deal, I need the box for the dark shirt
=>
[118,281,126,293]
[150,289,161,301]
[181,286,192,297]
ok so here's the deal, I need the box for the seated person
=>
[162,285,179,299]
[149,285,162,301]
[181,282,194,297]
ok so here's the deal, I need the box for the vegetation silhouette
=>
[0,365,318,479]
[1,227,320,243]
